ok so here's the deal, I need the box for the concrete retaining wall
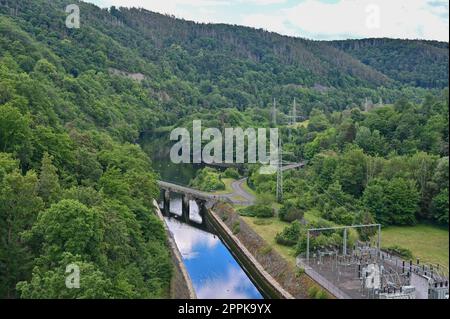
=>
[205,208,294,299]
[153,200,196,299]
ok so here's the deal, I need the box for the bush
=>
[296,267,305,278]
[223,167,240,179]
[256,193,275,206]
[308,286,319,299]
[276,221,302,247]
[232,221,241,235]
[296,220,343,255]
[253,219,272,226]
[308,285,328,299]
[322,206,354,225]
[190,168,225,192]
[316,290,328,299]
[259,245,272,255]
[279,199,305,222]
[239,205,274,218]
[385,245,413,260]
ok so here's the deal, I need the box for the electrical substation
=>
[296,224,449,299]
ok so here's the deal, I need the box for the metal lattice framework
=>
[306,224,382,263]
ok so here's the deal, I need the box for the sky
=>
[86,0,449,41]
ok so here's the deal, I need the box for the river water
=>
[147,140,263,299]
[164,196,262,299]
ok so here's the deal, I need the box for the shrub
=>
[308,286,319,299]
[316,290,328,299]
[254,219,272,226]
[256,193,275,206]
[296,267,305,278]
[223,167,240,179]
[385,245,413,260]
[279,199,305,222]
[276,221,302,247]
[322,207,354,225]
[239,205,274,218]
[232,221,241,235]
[259,245,272,255]
[190,168,225,192]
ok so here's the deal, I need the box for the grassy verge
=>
[382,224,449,268]
[212,178,235,195]
[242,180,257,196]
[241,216,297,267]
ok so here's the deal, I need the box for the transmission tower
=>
[288,98,297,140]
[276,138,283,203]
[292,97,297,124]
[272,98,277,126]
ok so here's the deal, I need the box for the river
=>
[146,139,263,299]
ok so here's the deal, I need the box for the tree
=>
[334,147,367,197]
[25,200,105,265]
[362,179,389,224]
[0,104,32,161]
[363,178,419,225]
[355,125,387,156]
[37,152,61,206]
[408,152,438,219]
[387,178,419,225]
[16,253,113,299]
[0,170,44,298]
[432,189,449,225]
[308,109,330,132]
[279,199,305,222]
[0,152,18,181]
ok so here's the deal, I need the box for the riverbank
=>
[207,205,294,299]
[153,200,197,299]
[212,202,331,299]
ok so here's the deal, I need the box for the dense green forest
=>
[0,0,448,299]
[332,38,449,89]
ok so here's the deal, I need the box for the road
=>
[223,178,256,206]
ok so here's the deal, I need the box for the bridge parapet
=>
[157,180,224,202]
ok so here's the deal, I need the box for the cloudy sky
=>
[86,0,449,41]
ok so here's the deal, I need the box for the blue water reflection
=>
[165,215,263,299]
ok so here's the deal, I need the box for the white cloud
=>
[165,213,219,260]
[195,266,257,299]
[243,0,449,41]
[86,0,449,41]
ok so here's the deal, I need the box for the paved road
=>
[224,178,256,206]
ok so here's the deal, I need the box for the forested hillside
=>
[332,38,449,88]
[0,0,448,299]
[0,0,172,299]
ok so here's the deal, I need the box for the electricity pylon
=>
[272,98,277,126]
[276,138,283,203]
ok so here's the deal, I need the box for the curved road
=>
[223,178,256,206]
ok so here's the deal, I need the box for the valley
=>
[0,0,448,300]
